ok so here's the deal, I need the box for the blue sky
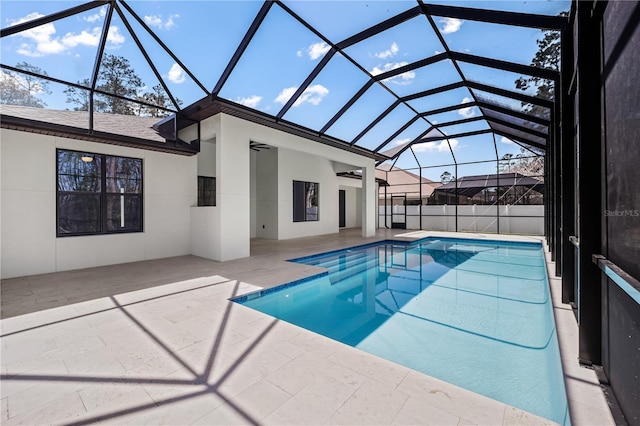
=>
[1,0,568,180]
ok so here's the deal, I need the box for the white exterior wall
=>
[195,113,377,249]
[377,204,544,235]
[254,147,279,239]
[338,177,363,229]
[277,149,338,240]
[1,128,196,279]
[1,112,380,276]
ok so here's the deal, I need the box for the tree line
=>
[0,54,179,117]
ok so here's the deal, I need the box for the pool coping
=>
[232,235,544,304]
[0,230,614,425]
[230,231,615,426]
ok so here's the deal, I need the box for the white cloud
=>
[84,7,106,23]
[299,42,330,60]
[439,17,463,34]
[236,95,262,108]
[394,138,412,146]
[413,138,459,153]
[375,42,399,59]
[106,27,124,45]
[60,28,100,48]
[275,84,329,107]
[500,136,516,145]
[458,97,475,118]
[10,12,124,57]
[167,63,185,84]
[144,14,179,31]
[370,61,415,85]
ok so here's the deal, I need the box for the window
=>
[198,176,216,206]
[57,149,143,236]
[293,180,319,222]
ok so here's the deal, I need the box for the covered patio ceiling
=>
[1,0,567,166]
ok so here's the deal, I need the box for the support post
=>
[361,164,376,237]
[576,0,603,365]
[561,22,576,304]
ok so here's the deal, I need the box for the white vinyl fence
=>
[378,205,544,235]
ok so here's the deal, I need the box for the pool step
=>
[309,252,367,269]
[328,257,381,286]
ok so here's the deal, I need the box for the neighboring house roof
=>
[376,164,441,197]
[434,172,544,198]
[0,104,197,155]
[336,171,389,187]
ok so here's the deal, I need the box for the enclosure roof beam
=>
[211,1,273,96]
[493,129,546,151]
[477,101,550,126]
[1,1,108,38]
[420,3,566,30]
[451,51,559,80]
[467,81,554,108]
[336,6,422,49]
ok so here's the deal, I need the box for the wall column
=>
[216,114,251,261]
[361,163,376,237]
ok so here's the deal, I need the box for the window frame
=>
[197,176,216,206]
[293,180,319,222]
[56,148,144,237]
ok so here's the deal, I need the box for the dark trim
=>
[180,96,389,162]
[1,114,198,156]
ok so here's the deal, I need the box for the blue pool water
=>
[235,238,569,424]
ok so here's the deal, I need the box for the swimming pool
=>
[234,237,569,424]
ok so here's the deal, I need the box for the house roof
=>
[0,0,564,167]
[376,164,441,197]
[0,105,197,155]
[434,172,543,197]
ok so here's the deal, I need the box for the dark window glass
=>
[106,195,142,231]
[56,151,101,192]
[293,180,319,222]
[57,194,101,234]
[198,176,216,206]
[56,149,143,236]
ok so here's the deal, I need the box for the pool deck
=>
[0,229,615,425]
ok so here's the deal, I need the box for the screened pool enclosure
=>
[1,0,639,423]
